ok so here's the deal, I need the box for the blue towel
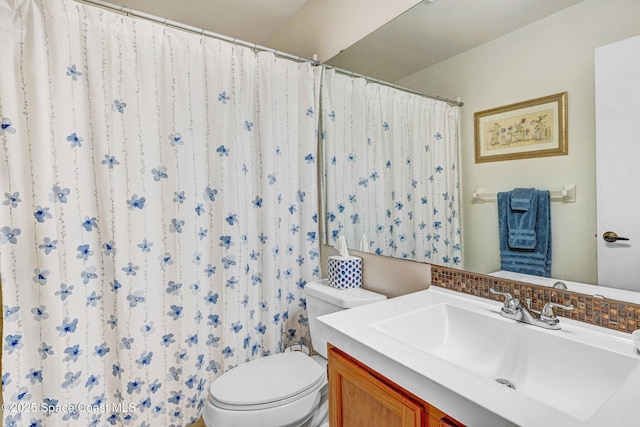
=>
[498,190,551,277]
[507,188,537,250]
[508,229,536,249]
[510,188,535,211]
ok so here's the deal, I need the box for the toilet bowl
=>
[203,351,326,427]
[203,279,386,427]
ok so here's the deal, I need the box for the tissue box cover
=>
[328,256,362,289]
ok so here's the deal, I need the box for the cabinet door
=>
[328,347,424,427]
[427,405,465,427]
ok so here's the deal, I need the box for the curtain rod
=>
[75,0,463,107]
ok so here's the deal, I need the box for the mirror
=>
[320,70,461,264]
[322,0,640,291]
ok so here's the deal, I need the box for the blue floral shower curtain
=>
[322,69,461,265]
[0,0,320,425]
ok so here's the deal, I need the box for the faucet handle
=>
[540,301,574,321]
[489,288,519,310]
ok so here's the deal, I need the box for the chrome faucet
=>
[489,288,574,330]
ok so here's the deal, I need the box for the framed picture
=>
[474,92,567,163]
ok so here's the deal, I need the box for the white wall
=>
[397,0,640,285]
[320,244,431,298]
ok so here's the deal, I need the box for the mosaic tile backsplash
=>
[431,265,640,333]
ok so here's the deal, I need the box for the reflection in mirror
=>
[321,69,461,265]
[323,0,640,296]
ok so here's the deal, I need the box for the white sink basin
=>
[317,286,640,426]
[371,302,638,421]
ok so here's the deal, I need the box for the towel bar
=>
[472,184,576,204]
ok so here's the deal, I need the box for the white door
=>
[595,35,640,291]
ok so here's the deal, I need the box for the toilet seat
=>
[209,351,325,411]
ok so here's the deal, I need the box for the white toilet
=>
[203,279,386,427]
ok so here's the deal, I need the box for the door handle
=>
[603,231,630,243]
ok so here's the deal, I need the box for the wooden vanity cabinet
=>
[328,345,465,427]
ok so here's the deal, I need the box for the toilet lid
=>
[209,351,325,409]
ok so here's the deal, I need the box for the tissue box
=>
[328,255,362,289]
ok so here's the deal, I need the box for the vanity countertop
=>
[316,286,640,427]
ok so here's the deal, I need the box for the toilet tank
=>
[304,279,386,358]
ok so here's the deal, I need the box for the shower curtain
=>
[0,0,320,425]
[322,69,461,265]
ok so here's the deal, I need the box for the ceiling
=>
[102,0,586,82]
[104,0,311,46]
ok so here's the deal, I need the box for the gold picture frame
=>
[474,92,567,163]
